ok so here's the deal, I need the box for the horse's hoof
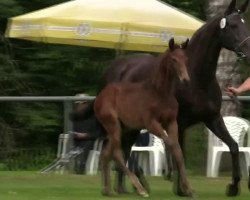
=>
[102,189,115,196]
[139,176,150,193]
[114,187,130,194]
[173,185,194,197]
[139,191,149,198]
[226,184,240,196]
[163,173,173,182]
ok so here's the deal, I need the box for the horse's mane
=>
[189,14,222,46]
[150,46,179,93]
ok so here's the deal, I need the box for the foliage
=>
[0,0,115,152]
[0,148,55,171]
[164,0,206,20]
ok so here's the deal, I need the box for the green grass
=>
[0,171,249,200]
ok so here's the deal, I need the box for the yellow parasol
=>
[5,0,203,52]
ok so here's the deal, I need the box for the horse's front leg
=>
[146,120,193,197]
[164,120,193,197]
[205,115,241,196]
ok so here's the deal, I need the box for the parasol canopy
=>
[5,0,203,52]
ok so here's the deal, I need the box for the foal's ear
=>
[181,39,189,49]
[239,0,249,13]
[225,0,236,15]
[169,38,175,51]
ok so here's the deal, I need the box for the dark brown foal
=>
[94,38,192,197]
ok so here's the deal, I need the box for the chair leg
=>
[244,152,250,177]
[211,151,223,177]
[86,150,100,175]
[149,150,163,176]
[149,151,156,176]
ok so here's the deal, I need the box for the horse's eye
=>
[172,58,177,63]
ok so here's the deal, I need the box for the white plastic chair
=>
[206,116,250,177]
[85,139,103,175]
[131,130,165,176]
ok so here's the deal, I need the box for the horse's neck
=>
[189,16,222,85]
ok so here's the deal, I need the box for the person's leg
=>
[77,140,95,174]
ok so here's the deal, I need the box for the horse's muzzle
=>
[180,78,190,85]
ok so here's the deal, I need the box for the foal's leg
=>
[163,144,173,181]
[111,130,149,197]
[100,139,113,196]
[165,121,192,197]
[205,115,241,196]
[101,117,148,197]
[114,131,146,194]
[146,120,193,197]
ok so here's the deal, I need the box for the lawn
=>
[0,171,249,200]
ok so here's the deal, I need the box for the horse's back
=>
[101,53,156,88]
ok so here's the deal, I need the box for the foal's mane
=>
[151,44,181,93]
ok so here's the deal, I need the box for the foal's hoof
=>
[226,184,240,196]
[102,189,115,197]
[139,191,149,198]
[173,185,194,197]
[138,176,150,193]
[114,187,130,194]
[163,173,173,182]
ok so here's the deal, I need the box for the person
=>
[70,94,104,174]
[225,77,250,96]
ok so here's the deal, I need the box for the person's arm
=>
[225,77,250,96]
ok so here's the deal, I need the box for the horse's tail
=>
[69,100,95,121]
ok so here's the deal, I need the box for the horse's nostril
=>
[236,51,246,59]
[182,78,190,85]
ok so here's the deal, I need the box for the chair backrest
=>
[148,133,165,150]
[209,116,250,147]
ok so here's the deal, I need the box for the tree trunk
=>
[206,0,241,116]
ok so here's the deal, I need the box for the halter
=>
[218,11,250,58]
[234,36,250,58]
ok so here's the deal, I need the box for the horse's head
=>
[219,0,250,62]
[168,38,190,83]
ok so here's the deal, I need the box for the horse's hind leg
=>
[163,145,173,181]
[108,126,148,197]
[100,139,113,196]
[112,145,149,197]
[100,115,148,197]
[114,132,137,194]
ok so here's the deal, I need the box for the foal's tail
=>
[69,100,95,121]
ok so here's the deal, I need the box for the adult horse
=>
[94,38,190,197]
[73,0,250,197]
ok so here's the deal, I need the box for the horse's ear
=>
[181,39,189,49]
[239,0,249,13]
[225,0,236,15]
[169,38,175,51]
